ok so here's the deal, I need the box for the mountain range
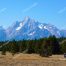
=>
[0,16,66,41]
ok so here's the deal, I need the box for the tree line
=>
[0,36,66,57]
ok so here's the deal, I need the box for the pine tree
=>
[60,40,66,53]
[48,36,60,54]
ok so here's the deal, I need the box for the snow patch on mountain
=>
[57,31,61,36]
[28,32,35,36]
[16,23,23,30]
[38,24,43,29]
[44,26,47,29]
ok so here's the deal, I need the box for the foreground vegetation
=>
[0,53,66,66]
[0,36,66,57]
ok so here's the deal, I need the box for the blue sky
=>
[0,0,66,29]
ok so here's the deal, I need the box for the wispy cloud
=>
[22,2,38,13]
[0,8,7,14]
[58,7,66,14]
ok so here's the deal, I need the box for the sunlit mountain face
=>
[0,17,66,41]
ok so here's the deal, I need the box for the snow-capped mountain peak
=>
[24,16,30,21]
[0,17,66,41]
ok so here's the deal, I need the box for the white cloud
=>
[0,8,7,14]
[22,2,38,13]
[58,7,66,14]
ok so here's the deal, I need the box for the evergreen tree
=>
[10,40,19,55]
[1,45,6,55]
[60,40,66,53]
[48,36,60,54]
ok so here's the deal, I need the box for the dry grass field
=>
[0,52,66,66]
